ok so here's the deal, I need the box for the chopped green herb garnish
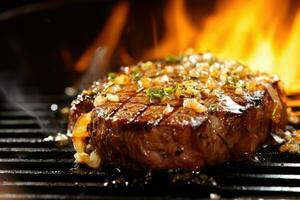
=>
[165,54,183,64]
[164,87,175,94]
[208,59,215,65]
[173,83,184,96]
[226,76,239,85]
[108,72,116,81]
[146,87,176,101]
[209,104,219,112]
[176,83,185,91]
[146,88,165,100]
[232,76,239,83]
[174,83,182,90]
[130,69,140,81]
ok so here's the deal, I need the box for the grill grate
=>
[1,92,300,199]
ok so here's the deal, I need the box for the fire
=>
[144,0,197,58]
[199,0,300,94]
[75,1,130,72]
[76,0,300,93]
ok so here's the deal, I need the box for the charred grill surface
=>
[0,89,299,199]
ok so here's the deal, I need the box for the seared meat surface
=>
[69,52,287,170]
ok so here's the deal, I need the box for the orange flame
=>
[143,0,197,58]
[195,0,299,93]
[144,0,300,93]
[77,0,300,93]
[75,1,130,72]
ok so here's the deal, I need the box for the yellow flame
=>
[143,0,196,58]
[78,0,300,93]
[144,0,300,93]
[279,10,300,93]
[195,0,289,79]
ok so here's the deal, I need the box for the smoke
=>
[0,82,46,130]
[75,47,109,91]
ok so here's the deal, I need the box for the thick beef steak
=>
[69,52,287,170]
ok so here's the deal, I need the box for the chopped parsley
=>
[146,88,165,100]
[174,83,182,90]
[226,76,239,85]
[231,76,239,83]
[130,69,140,81]
[173,83,184,97]
[209,104,219,112]
[165,54,183,64]
[208,59,215,65]
[164,87,175,94]
[108,72,116,81]
[146,87,176,100]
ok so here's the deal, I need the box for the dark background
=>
[0,0,214,94]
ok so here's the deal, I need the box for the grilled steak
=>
[69,52,287,170]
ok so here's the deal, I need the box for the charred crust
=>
[175,147,184,156]
[69,53,287,170]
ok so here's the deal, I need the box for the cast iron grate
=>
[0,92,300,199]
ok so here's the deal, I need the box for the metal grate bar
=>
[0,103,69,111]
[0,94,300,199]
[0,111,53,118]
[0,129,57,133]
[0,119,66,125]
[0,129,57,138]
[0,147,74,152]
[0,194,171,200]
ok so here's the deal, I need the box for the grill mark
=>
[154,105,180,126]
[129,104,149,124]
[106,88,144,120]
